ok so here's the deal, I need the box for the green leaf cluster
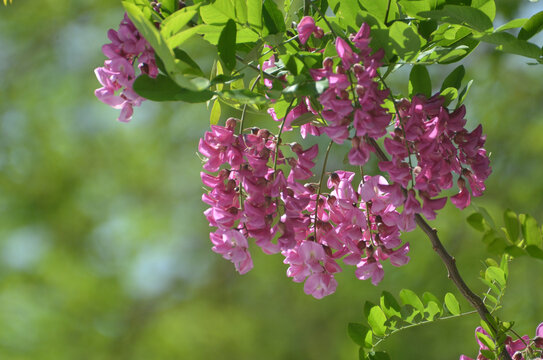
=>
[349,289,467,359]
[467,208,543,260]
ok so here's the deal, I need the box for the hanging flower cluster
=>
[460,323,543,360]
[94,14,158,122]
[197,18,492,298]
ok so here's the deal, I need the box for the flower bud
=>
[314,27,324,38]
[352,63,364,75]
[355,85,366,97]
[225,117,238,130]
[257,128,270,139]
[323,57,334,69]
[289,142,303,154]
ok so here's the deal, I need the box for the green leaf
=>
[388,22,423,61]
[522,214,542,247]
[367,351,391,360]
[283,79,329,97]
[518,11,543,41]
[499,254,509,277]
[262,0,286,35]
[218,19,237,71]
[419,5,493,32]
[380,291,402,319]
[348,323,373,348]
[526,245,543,260]
[200,4,230,24]
[161,0,178,14]
[457,79,473,107]
[133,74,214,102]
[247,0,262,31]
[472,0,496,22]
[212,0,236,20]
[503,209,519,243]
[484,292,498,305]
[495,18,528,32]
[476,332,496,350]
[360,0,398,24]
[467,212,486,232]
[398,0,431,19]
[422,291,443,315]
[444,292,460,315]
[290,112,318,127]
[219,89,269,104]
[234,0,248,24]
[174,49,204,76]
[441,65,465,91]
[399,289,425,313]
[476,206,496,229]
[166,25,203,49]
[480,349,497,360]
[400,304,422,323]
[504,245,526,258]
[425,301,441,321]
[440,87,458,106]
[480,277,500,296]
[209,74,245,87]
[409,65,432,97]
[209,99,221,125]
[485,267,506,288]
[367,305,388,337]
[284,0,303,30]
[160,4,200,38]
[478,32,541,59]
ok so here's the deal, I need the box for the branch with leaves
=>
[92,0,543,359]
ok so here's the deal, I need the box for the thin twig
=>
[373,310,478,348]
[313,140,333,241]
[273,99,296,174]
[235,54,286,83]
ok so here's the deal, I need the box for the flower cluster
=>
[460,323,543,360]
[382,96,491,210]
[95,14,158,122]
[199,118,411,297]
[197,19,492,298]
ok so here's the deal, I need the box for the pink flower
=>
[535,322,543,349]
[335,37,356,69]
[450,178,471,210]
[304,272,338,299]
[297,16,317,44]
[355,257,384,285]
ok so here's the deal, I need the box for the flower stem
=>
[313,140,333,241]
[273,99,296,174]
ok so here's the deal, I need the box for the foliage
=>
[1,0,543,359]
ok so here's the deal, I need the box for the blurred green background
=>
[0,1,542,359]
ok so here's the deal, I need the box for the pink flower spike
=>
[297,16,317,44]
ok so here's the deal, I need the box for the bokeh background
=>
[0,1,542,359]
